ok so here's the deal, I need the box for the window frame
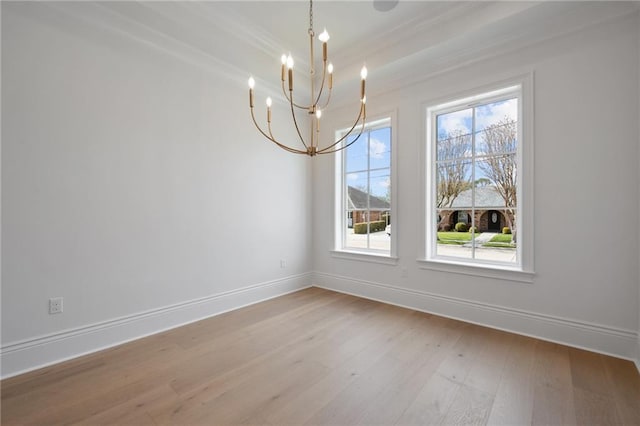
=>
[420,75,534,282]
[333,112,398,264]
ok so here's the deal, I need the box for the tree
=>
[478,117,517,238]
[474,177,491,187]
[436,129,471,209]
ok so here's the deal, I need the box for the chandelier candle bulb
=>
[248,77,255,108]
[328,63,334,89]
[360,66,367,99]
[318,29,330,42]
[266,97,272,122]
[319,30,329,61]
[286,55,294,91]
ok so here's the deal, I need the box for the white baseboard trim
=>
[1,273,312,379]
[313,272,638,363]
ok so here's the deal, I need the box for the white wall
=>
[1,3,312,377]
[637,11,640,371]
[313,12,640,361]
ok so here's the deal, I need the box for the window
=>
[335,117,394,258]
[424,82,533,278]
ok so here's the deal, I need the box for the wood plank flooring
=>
[2,287,639,425]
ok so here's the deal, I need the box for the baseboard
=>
[1,273,312,379]
[636,339,640,374]
[313,271,638,362]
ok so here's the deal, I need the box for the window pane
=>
[369,168,391,201]
[474,98,518,132]
[437,108,472,161]
[475,99,518,156]
[435,228,473,260]
[436,159,472,210]
[475,154,517,210]
[369,127,391,170]
[346,174,369,212]
[345,133,368,173]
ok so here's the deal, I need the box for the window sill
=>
[331,250,399,266]
[417,258,534,283]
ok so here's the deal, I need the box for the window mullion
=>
[366,132,371,249]
[471,106,476,260]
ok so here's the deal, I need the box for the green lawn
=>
[485,233,516,248]
[489,234,513,243]
[437,231,516,248]
[437,232,473,245]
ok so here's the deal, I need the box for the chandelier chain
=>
[309,0,313,33]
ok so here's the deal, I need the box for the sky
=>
[437,98,518,140]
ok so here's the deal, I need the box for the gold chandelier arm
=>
[288,90,310,150]
[316,102,366,154]
[319,85,333,110]
[314,61,328,107]
[281,80,311,110]
[250,107,308,155]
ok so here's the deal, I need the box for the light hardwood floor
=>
[2,287,639,425]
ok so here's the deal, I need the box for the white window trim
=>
[334,111,398,261]
[420,74,534,282]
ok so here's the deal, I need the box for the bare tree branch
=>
[436,130,471,208]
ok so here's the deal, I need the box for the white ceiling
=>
[51,1,640,104]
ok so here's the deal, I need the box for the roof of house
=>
[347,186,390,211]
[449,186,506,209]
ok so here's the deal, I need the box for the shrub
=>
[468,226,478,234]
[455,222,468,232]
[353,220,387,234]
[502,226,512,234]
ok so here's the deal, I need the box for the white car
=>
[385,224,391,236]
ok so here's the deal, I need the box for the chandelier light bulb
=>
[318,29,330,42]
[362,95,367,104]
[327,63,334,74]
[316,109,322,119]
[248,76,255,89]
[266,97,272,107]
[281,54,287,65]
[360,66,368,80]
[286,55,294,69]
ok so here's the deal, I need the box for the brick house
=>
[347,186,390,228]
[438,186,513,232]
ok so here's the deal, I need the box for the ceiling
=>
[49,1,639,104]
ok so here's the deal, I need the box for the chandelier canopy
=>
[248,0,367,156]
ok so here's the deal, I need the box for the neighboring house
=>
[439,186,513,231]
[347,186,390,227]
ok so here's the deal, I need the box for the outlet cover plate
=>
[49,297,63,314]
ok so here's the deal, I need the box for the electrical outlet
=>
[280,260,286,268]
[49,297,63,314]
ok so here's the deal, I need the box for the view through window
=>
[430,88,520,266]
[341,119,392,254]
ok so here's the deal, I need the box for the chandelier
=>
[248,0,367,156]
